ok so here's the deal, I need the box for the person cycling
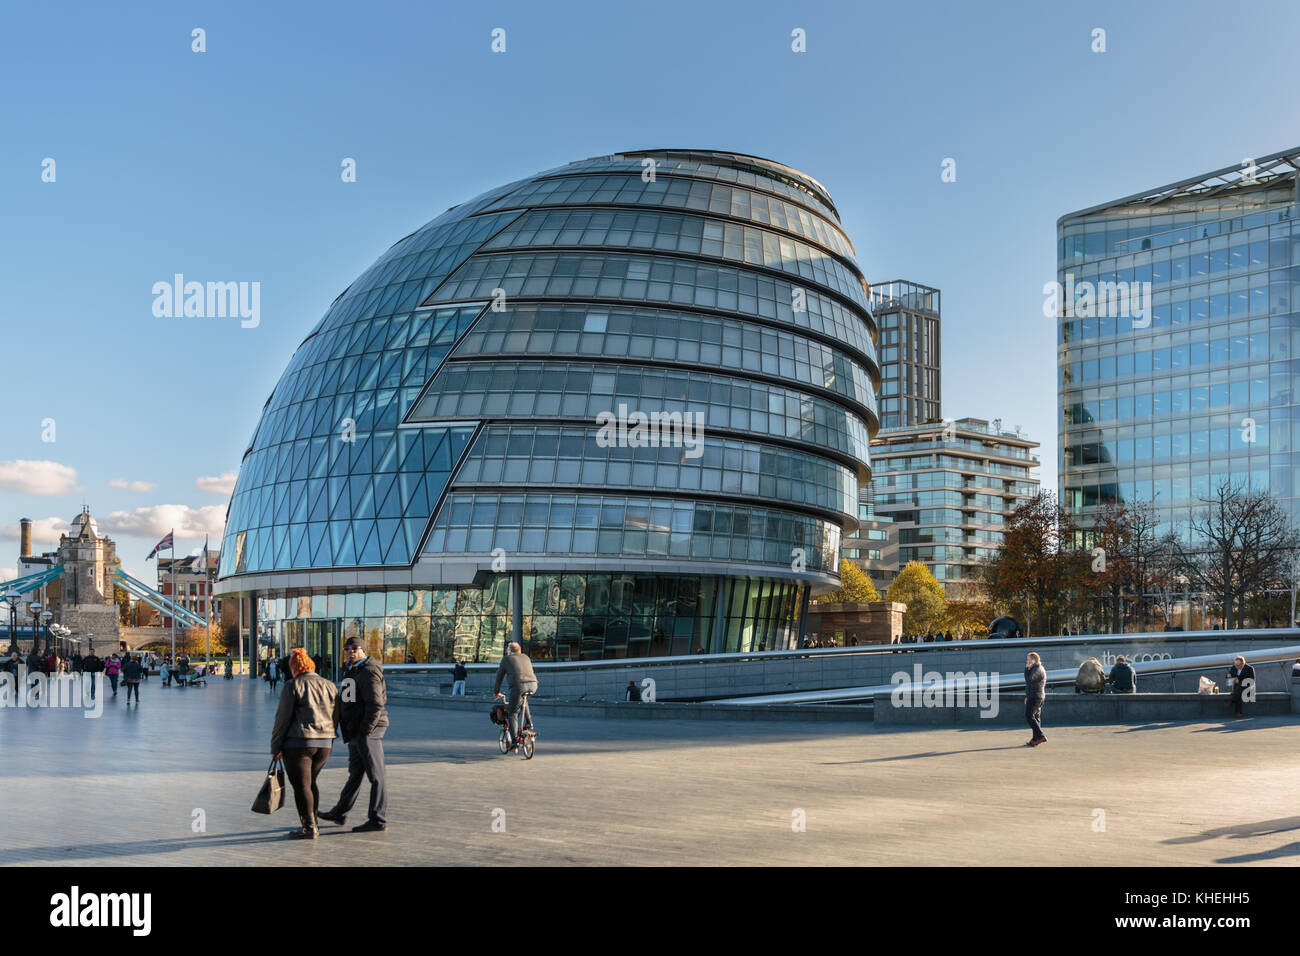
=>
[493,642,538,753]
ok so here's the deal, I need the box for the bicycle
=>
[496,691,537,759]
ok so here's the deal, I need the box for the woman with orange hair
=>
[270,647,339,839]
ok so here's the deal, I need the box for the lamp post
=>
[41,611,53,656]
[2,592,19,655]
[29,603,43,655]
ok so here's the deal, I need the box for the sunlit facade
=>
[1059,147,1300,539]
[217,149,879,669]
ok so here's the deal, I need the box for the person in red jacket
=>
[103,653,122,697]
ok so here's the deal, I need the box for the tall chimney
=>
[19,518,32,558]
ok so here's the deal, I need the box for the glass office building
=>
[216,149,879,671]
[1058,148,1300,539]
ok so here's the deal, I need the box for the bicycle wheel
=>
[498,728,510,754]
[522,733,535,760]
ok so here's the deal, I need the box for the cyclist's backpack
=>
[489,703,509,725]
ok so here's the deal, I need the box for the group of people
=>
[897,631,968,644]
[1024,651,1261,746]
[266,638,541,839]
[268,637,391,840]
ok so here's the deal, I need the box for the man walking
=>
[451,659,467,696]
[1024,651,1047,747]
[319,637,389,833]
[81,649,103,699]
[121,654,143,704]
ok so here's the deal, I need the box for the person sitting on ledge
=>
[1074,657,1107,694]
[1107,655,1136,694]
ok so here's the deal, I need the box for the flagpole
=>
[203,536,210,668]
[169,531,176,669]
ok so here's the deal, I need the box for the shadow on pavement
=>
[1162,815,1300,846]
[823,745,1026,764]
[0,830,295,864]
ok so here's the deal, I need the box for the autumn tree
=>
[980,492,1085,637]
[815,559,881,604]
[886,561,946,634]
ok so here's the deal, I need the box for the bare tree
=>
[1179,482,1300,628]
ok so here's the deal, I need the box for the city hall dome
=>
[218,149,878,664]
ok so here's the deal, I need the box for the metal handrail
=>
[711,645,1300,706]
[379,627,1300,674]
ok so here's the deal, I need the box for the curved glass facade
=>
[220,149,877,663]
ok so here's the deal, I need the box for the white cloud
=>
[0,517,72,548]
[0,460,79,495]
[0,568,14,584]
[99,505,226,540]
[195,471,238,495]
[108,479,157,492]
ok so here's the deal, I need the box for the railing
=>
[113,568,207,629]
[712,644,1300,706]
[380,627,1299,674]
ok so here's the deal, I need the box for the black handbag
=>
[251,758,286,814]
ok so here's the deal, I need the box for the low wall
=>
[873,691,1294,726]
[387,690,869,723]
[385,630,1300,703]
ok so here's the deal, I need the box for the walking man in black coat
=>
[319,636,389,832]
[1024,651,1048,746]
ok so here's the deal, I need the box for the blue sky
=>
[2,0,1298,582]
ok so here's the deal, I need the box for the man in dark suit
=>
[319,637,389,832]
[1227,655,1255,719]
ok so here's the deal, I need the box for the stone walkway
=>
[2,677,1297,865]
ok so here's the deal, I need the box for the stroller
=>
[179,666,207,687]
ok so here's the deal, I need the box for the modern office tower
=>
[871,280,941,428]
[1058,148,1300,538]
[870,418,1040,598]
[217,150,879,667]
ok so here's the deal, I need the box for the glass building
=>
[871,280,941,428]
[1058,148,1300,539]
[871,418,1040,597]
[216,149,879,673]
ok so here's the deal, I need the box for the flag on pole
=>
[147,531,174,560]
[200,535,209,573]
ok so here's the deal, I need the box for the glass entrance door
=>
[306,619,341,681]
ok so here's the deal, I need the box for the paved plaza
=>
[2,677,1299,866]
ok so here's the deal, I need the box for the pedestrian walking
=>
[121,654,143,703]
[81,650,103,699]
[1227,655,1255,718]
[624,680,642,702]
[104,653,122,697]
[266,657,281,692]
[271,647,339,840]
[318,637,389,833]
[451,660,467,696]
[1024,651,1047,746]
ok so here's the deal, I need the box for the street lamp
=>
[1,592,19,655]
[29,603,43,655]
[41,611,53,655]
